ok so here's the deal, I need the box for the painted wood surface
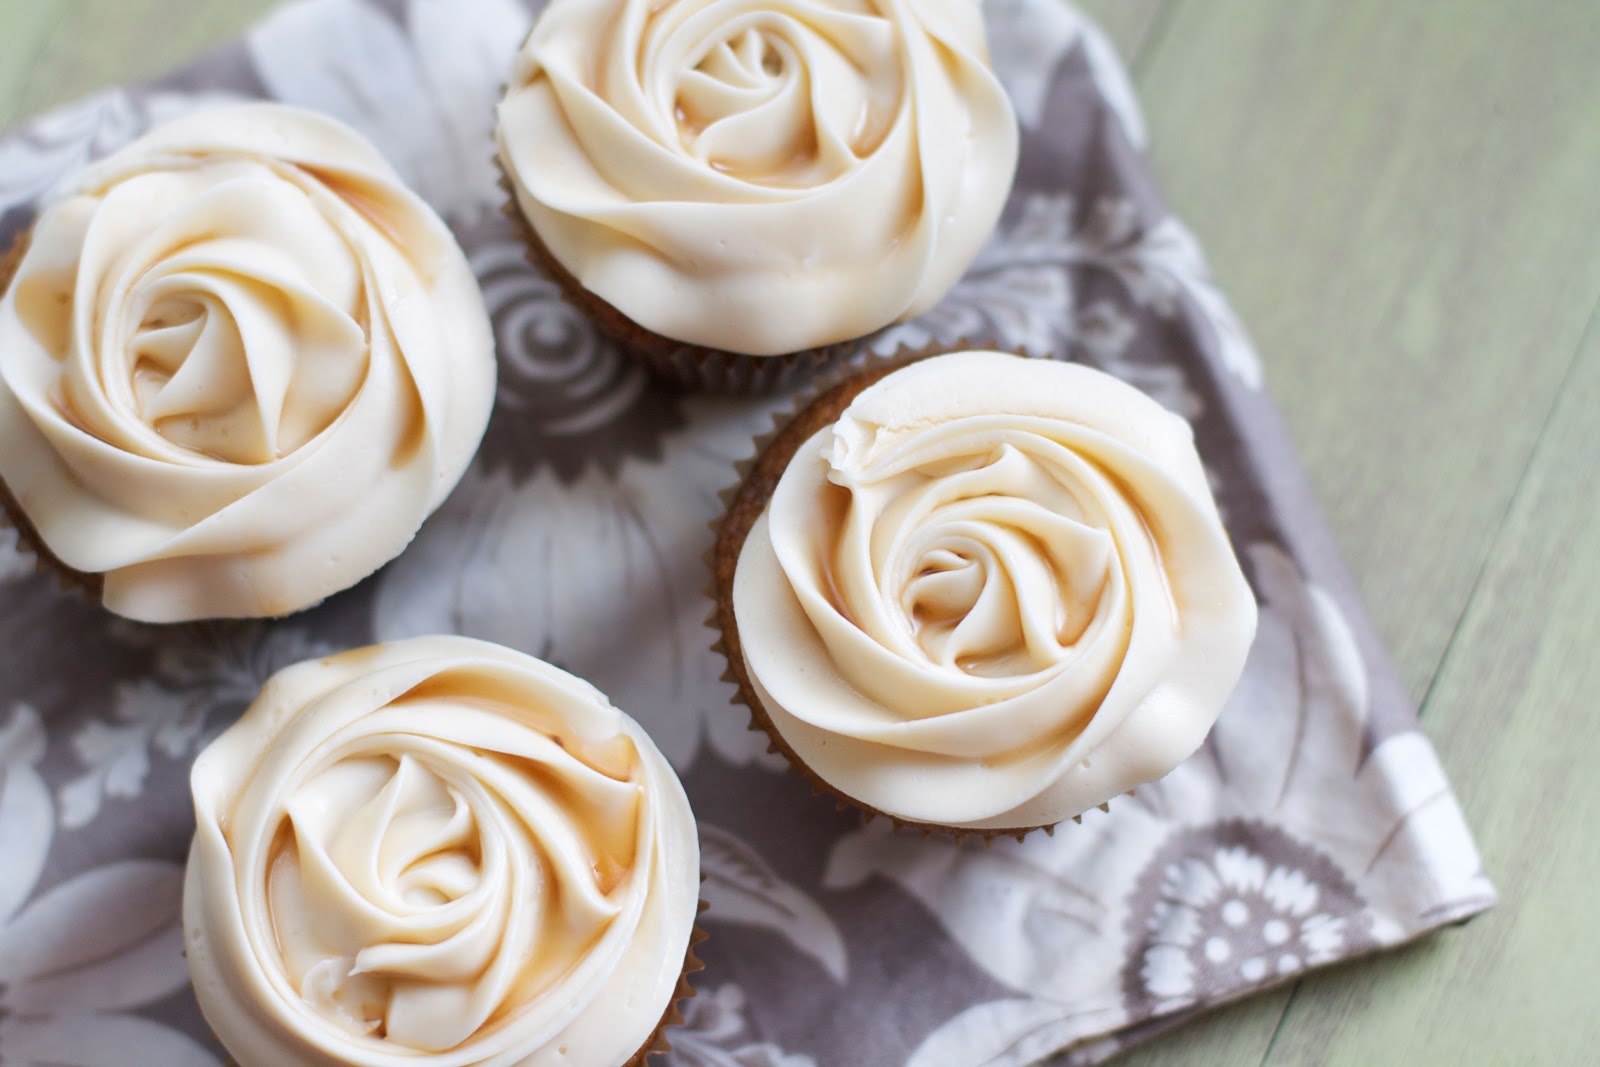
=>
[3,1,1594,1064]
[1113,3,1600,1064]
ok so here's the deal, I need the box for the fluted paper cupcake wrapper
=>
[626,913,710,1067]
[705,342,1130,843]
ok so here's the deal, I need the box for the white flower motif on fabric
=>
[0,527,32,586]
[825,816,1127,1013]
[1130,826,1357,1014]
[985,0,1079,130]
[1111,544,1496,1023]
[872,193,1204,418]
[0,88,242,225]
[700,825,847,983]
[1138,216,1264,388]
[0,91,139,220]
[0,704,221,1067]
[56,625,333,829]
[906,996,1122,1067]
[0,705,50,926]
[986,0,1146,145]
[1079,302,1200,422]
[1021,196,1261,391]
[1161,545,1495,922]
[372,394,787,773]
[247,0,530,222]
[672,985,818,1067]
[828,544,1493,1065]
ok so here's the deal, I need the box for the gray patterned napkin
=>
[0,1,1495,1064]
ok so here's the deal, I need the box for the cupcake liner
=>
[493,155,858,395]
[625,909,710,1067]
[706,342,1114,843]
[0,228,106,604]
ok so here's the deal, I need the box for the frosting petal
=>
[0,103,496,621]
[733,351,1259,829]
[185,635,701,1067]
[496,0,1018,355]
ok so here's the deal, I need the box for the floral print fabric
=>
[0,1,1493,1064]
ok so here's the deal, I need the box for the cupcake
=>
[0,102,496,622]
[495,0,1018,391]
[711,349,1259,837]
[184,635,703,1067]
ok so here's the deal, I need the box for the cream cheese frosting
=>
[0,103,495,621]
[495,0,1018,356]
[185,635,701,1067]
[733,351,1259,829]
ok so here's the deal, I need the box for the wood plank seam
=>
[1128,0,1182,79]
[1407,292,1599,733]
[1,0,78,129]
[1256,982,1303,1067]
[1252,210,1600,1067]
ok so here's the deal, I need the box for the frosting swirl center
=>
[876,444,1120,676]
[262,697,644,1053]
[53,164,373,464]
[651,4,899,185]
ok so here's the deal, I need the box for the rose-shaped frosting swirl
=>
[185,635,700,1067]
[0,103,495,621]
[496,0,1018,355]
[734,352,1258,829]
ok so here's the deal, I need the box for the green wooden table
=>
[3,2,1595,1063]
